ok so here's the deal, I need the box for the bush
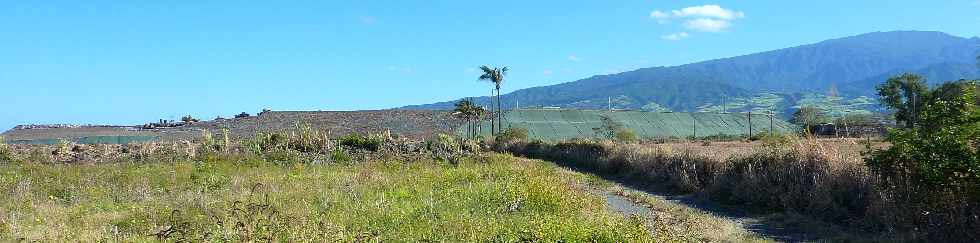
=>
[337,134,382,152]
[865,80,980,241]
[235,112,251,119]
[496,127,528,143]
[613,128,638,143]
[750,132,795,149]
[181,115,200,123]
[288,125,328,153]
[329,147,351,163]
[0,136,11,163]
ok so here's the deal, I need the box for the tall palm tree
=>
[479,65,508,135]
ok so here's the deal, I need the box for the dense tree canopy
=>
[876,73,929,128]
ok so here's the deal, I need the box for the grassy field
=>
[0,151,659,241]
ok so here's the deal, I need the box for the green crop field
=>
[460,109,796,140]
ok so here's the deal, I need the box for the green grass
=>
[0,154,650,242]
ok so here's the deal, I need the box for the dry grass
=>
[1,110,460,143]
[494,137,936,241]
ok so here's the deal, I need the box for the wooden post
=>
[748,111,753,139]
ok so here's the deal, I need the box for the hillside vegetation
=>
[407,31,980,117]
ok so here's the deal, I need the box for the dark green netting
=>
[458,110,797,141]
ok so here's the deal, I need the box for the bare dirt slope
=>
[2,110,458,142]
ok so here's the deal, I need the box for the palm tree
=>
[453,99,486,138]
[453,100,472,136]
[479,65,508,135]
[468,101,486,137]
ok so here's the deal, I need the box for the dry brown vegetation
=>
[493,136,975,242]
[1,110,459,142]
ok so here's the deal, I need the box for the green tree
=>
[479,65,509,135]
[181,115,199,123]
[867,79,980,239]
[876,73,929,128]
[790,106,827,128]
[453,99,485,138]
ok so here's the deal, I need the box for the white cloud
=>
[649,10,669,19]
[683,18,731,32]
[671,5,744,20]
[542,69,554,75]
[649,4,744,33]
[660,32,690,41]
[568,55,581,62]
[649,10,670,23]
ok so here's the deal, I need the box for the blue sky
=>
[2,0,979,131]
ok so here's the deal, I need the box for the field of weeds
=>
[0,140,653,241]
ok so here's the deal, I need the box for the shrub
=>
[337,134,382,152]
[751,132,795,149]
[255,132,288,151]
[496,127,528,143]
[235,112,251,119]
[199,129,217,155]
[429,134,463,163]
[288,124,328,153]
[613,128,638,143]
[329,147,351,163]
[865,80,980,241]
[0,136,11,163]
[181,115,199,123]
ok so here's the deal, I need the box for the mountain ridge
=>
[404,31,980,113]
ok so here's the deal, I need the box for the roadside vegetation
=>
[492,75,980,242]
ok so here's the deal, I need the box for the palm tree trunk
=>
[496,89,502,134]
[489,99,495,136]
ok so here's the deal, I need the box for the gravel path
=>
[599,186,817,243]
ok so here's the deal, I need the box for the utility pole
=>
[608,97,612,111]
[748,111,753,139]
[693,115,697,141]
[722,97,727,113]
[490,88,496,136]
